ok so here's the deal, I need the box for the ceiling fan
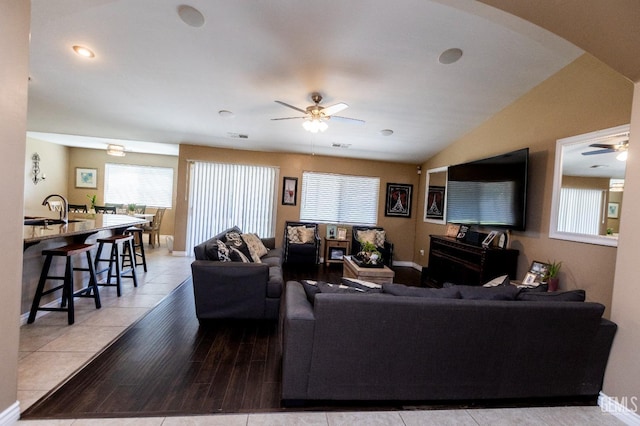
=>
[582,135,629,156]
[272,92,365,133]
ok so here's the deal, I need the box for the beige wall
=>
[417,54,633,314]
[1,0,29,417]
[67,147,179,236]
[604,82,640,410]
[174,144,420,262]
[24,137,69,217]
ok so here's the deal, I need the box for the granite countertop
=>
[23,213,147,244]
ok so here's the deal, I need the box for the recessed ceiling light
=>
[439,48,463,65]
[72,45,95,58]
[218,110,235,119]
[380,129,394,136]
[177,5,205,28]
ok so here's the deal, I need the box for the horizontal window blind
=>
[300,171,379,225]
[186,161,278,251]
[104,163,173,208]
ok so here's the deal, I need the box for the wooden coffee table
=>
[343,256,395,284]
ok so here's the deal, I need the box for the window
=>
[104,163,174,207]
[186,161,278,250]
[557,187,603,235]
[300,171,379,225]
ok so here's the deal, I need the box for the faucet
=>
[42,194,68,223]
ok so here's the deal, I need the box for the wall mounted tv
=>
[446,148,529,231]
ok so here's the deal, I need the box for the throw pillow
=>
[454,285,520,301]
[374,230,386,248]
[228,245,251,263]
[298,227,315,244]
[204,239,232,262]
[357,229,377,246]
[382,283,461,299]
[341,277,383,293]
[241,233,268,262]
[287,225,305,244]
[300,280,322,304]
[516,289,586,302]
[225,231,253,262]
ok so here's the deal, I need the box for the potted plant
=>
[355,241,383,267]
[545,260,562,292]
[128,203,136,214]
[86,194,97,211]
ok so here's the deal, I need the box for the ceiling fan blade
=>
[271,116,306,121]
[330,115,365,125]
[582,148,616,156]
[322,102,349,116]
[275,100,307,114]
[589,143,618,148]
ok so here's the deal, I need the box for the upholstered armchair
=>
[283,221,321,264]
[351,226,394,267]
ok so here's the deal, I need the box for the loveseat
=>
[282,280,617,403]
[191,226,283,321]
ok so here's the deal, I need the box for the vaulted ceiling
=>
[27,1,636,162]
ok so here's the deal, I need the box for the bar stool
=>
[94,234,138,296]
[124,227,147,272]
[27,243,101,325]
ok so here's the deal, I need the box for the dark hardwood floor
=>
[21,263,421,419]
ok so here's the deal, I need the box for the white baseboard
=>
[171,251,189,257]
[0,401,20,426]
[392,261,422,270]
[599,391,640,425]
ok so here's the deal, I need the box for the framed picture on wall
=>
[608,202,620,218]
[282,177,297,206]
[75,167,98,188]
[385,183,413,218]
[425,185,445,220]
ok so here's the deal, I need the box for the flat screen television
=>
[446,148,528,231]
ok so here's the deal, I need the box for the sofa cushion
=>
[453,284,520,300]
[517,289,586,302]
[241,233,268,262]
[382,283,461,299]
[267,266,284,298]
[225,231,253,262]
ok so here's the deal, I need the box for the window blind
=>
[300,171,379,225]
[104,163,173,208]
[186,161,278,251]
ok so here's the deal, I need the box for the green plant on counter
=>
[86,194,96,209]
[545,260,562,280]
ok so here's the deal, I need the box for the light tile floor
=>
[17,240,625,425]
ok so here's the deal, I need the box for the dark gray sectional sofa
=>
[282,280,617,403]
[192,226,283,321]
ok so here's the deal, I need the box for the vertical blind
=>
[300,171,379,225]
[557,187,603,235]
[186,161,278,251]
[104,163,174,207]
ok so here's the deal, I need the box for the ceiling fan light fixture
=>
[106,144,126,157]
[177,5,205,27]
[302,119,328,133]
[380,129,394,136]
[616,150,628,161]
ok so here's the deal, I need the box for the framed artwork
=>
[282,177,298,206]
[385,183,413,218]
[75,167,98,188]
[528,260,550,283]
[482,231,498,247]
[425,186,445,221]
[523,272,538,286]
[608,202,620,219]
[326,224,337,239]
[337,227,347,240]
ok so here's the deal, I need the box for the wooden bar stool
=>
[27,243,101,325]
[94,234,138,296]
[124,227,147,272]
